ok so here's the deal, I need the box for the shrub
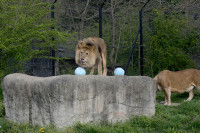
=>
[146,10,196,76]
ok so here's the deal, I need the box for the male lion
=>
[154,69,200,105]
[75,36,107,75]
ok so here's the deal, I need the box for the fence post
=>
[51,0,57,76]
[139,10,144,76]
[125,0,150,75]
[99,0,107,38]
[125,28,140,75]
[139,0,150,76]
[99,7,102,38]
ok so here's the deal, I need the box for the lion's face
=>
[79,49,90,66]
[76,47,97,68]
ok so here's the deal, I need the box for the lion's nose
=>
[81,59,84,62]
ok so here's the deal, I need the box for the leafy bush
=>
[146,10,196,76]
[0,101,5,117]
[0,0,70,79]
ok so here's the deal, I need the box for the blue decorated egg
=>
[114,67,125,76]
[75,67,86,75]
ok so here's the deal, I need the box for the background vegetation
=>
[54,0,200,76]
[0,0,200,132]
[1,0,200,78]
[0,0,70,79]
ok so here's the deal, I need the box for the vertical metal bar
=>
[125,27,140,75]
[51,5,54,24]
[99,7,102,38]
[139,10,144,76]
[125,0,150,75]
[99,0,107,38]
[51,4,55,76]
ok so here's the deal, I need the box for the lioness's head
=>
[75,40,99,68]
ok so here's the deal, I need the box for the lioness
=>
[154,69,200,105]
[75,36,107,75]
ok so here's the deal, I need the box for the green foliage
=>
[1,1,200,132]
[0,100,5,117]
[184,31,200,56]
[0,119,67,133]
[0,0,70,79]
[146,10,196,76]
[55,59,75,75]
[166,0,181,4]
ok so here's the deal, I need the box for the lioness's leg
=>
[89,67,95,75]
[196,85,200,93]
[97,58,103,75]
[164,91,168,105]
[164,96,167,105]
[101,53,107,76]
[185,90,194,101]
[163,87,171,105]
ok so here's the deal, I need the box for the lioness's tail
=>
[153,75,158,81]
[153,75,162,91]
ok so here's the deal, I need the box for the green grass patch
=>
[0,90,200,132]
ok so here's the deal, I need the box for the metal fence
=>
[26,0,156,77]
[123,0,159,76]
[9,0,199,77]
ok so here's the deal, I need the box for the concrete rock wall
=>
[2,73,156,128]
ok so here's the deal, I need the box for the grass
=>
[0,90,200,133]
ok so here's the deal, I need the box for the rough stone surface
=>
[2,73,156,128]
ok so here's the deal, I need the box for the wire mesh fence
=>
[6,0,200,77]
[4,0,163,77]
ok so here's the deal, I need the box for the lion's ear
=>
[86,42,96,51]
[86,42,93,47]
[77,41,85,49]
